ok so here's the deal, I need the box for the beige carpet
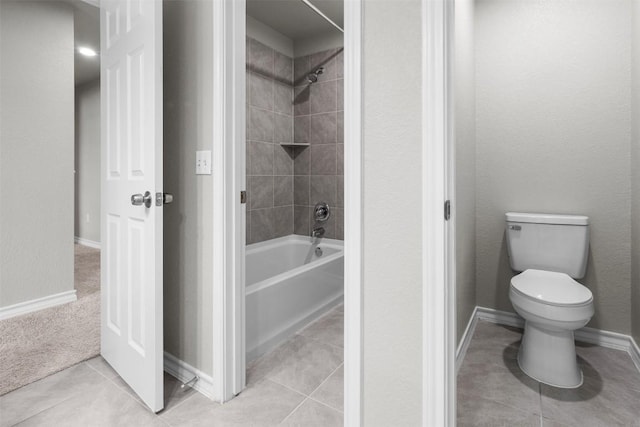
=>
[0,244,101,396]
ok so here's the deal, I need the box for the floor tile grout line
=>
[279,396,310,424]
[306,395,344,414]
[307,362,344,398]
[264,377,312,399]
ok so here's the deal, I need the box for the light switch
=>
[196,150,212,175]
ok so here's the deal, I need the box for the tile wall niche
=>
[246,37,295,244]
[246,38,344,244]
[293,47,344,240]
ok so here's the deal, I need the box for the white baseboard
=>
[163,351,217,401]
[0,290,77,321]
[455,306,478,374]
[459,306,640,374]
[74,236,101,249]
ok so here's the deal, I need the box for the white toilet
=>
[506,212,594,388]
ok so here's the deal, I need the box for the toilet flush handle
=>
[509,225,522,231]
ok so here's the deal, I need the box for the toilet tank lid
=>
[506,212,589,226]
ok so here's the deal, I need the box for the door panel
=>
[100,0,163,413]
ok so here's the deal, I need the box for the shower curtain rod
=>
[300,0,344,33]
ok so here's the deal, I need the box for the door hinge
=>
[444,200,451,221]
[240,191,247,204]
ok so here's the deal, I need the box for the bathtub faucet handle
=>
[314,202,331,222]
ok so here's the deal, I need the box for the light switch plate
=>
[196,150,212,175]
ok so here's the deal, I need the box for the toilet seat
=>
[510,269,592,307]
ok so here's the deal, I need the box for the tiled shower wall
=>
[246,38,295,244]
[246,39,344,243]
[293,48,344,240]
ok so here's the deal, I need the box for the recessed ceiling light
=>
[78,47,98,57]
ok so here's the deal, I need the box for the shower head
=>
[307,67,324,83]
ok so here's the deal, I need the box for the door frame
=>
[210,0,365,421]
[422,0,456,425]
[211,0,247,403]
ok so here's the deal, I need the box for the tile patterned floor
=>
[0,305,344,427]
[457,320,640,426]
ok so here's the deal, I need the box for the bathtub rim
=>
[246,235,344,295]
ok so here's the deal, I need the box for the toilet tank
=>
[505,212,589,279]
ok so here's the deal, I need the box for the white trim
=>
[475,306,524,329]
[163,352,216,400]
[0,290,77,320]
[455,306,479,374]
[422,0,455,425]
[468,307,640,374]
[344,0,363,425]
[212,0,246,403]
[74,236,101,249]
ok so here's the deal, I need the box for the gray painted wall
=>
[293,47,344,240]
[455,0,477,343]
[632,0,640,344]
[0,1,75,307]
[363,0,423,423]
[74,79,101,244]
[475,0,632,333]
[163,0,214,375]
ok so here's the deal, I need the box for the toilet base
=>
[517,321,583,388]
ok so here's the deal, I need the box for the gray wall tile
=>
[274,145,293,175]
[248,39,274,77]
[250,209,275,244]
[294,148,310,176]
[310,144,337,175]
[294,205,311,236]
[310,175,336,207]
[274,51,293,84]
[246,37,296,244]
[337,144,344,175]
[274,176,293,207]
[310,113,337,144]
[334,208,344,240]
[274,113,293,143]
[294,56,310,86]
[249,176,274,210]
[292,47,344,241]
[248,141,273,175]
[294,116,310,143]
[294,175,310,205]
[248,107,274,142]
[249,72,274,110]
[273,206,293,238]
[274,83,293,115]
[294,86,310,116]
[310,81,337,114]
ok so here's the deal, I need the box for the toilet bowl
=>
[509,269,594,388]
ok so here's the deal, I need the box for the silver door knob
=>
[131,191,153,208]
[155,192,174,206]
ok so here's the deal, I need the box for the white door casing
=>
[100,0,164,413]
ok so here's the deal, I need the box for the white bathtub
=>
[246,235,344,362]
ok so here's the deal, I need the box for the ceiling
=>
[67,0,100,86]
[246,0,343,40]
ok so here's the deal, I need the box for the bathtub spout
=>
[312,226,325,239]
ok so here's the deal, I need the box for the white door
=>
[99,0,164,413]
